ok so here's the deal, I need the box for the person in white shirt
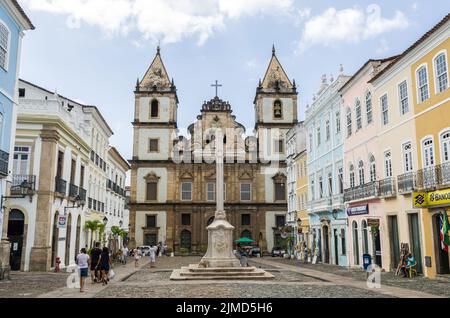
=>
[76,248,90,293]
[149,246,158,268]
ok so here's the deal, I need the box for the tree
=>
[84,220,101,248]
[98,223,106,246]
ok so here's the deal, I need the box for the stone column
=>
[29,128,59,271]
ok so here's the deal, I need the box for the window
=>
[402,142,413,172]
[146,215,156,228]
[341,229,346,255]
[336,112,341,133]
[150,99,159,118]
[19,88,25,98]
[355,100,362,130]
[349,165,355,188]
[365,92,373,124]
[317,128,321,146]
[309,134,313,152]
[369,155,376,182]
[310,178,315,201]
[358,161,365,185]
[145,176,158,201]
[398,81,409,115]
[181,214,191,226]
[326,120,330,141]
[346,108,352,137]
[241,214,251,226]
[56,151,64,178]
[328,173,333,196]
[381,94,389,125]
[442,131,450,163]
[384,151,393,177]
[338,167,343,194]
[434,53,448,93]
[181,182,192,201]
[422,138,435,167]
[0,22,10,70]
[240,183,251,201]
[417,66,429,103]
[273,100,282,119]
[276,215,285,228]
[274,139,284,153]
[149,139,159,152]
[275,181,286,201]
[13,146,30,175]
[206,182,215,201]
[318,176,323,198]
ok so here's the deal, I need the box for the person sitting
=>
[406,253,417,278]
[400,255,408,277]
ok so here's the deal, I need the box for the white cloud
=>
[298,4,409,52]
[376,38,390,54]
[23,0,294,45]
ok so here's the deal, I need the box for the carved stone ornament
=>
[144,172,160,181]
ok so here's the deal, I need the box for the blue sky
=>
[19,0,450,161]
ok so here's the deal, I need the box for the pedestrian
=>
[156,243,161,257]
[239,245,248,267]
[134,248,141,268]
[163,244,168,256]
[97,247,112,286]
[76,248,90,293]
[90,242,102,283]
[149,245,158,268]
[123,246,129,264]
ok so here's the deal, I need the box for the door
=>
[334,229,339,265]
[352,221,360,265]
[74,216,81,262]
[8,210,25,271]
[323,226,330,264]
[388,216,400,270]
[144,234,157,246]
[180,230,192,252]
[373,227,382,267]
[65,214,72,266]
[408,213,423,273]
[51,212,59,268]
[435,213,450,274]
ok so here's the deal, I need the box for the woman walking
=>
[76,248,90,293]
[97,247,112,285]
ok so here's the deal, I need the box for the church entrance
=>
[180,230,192,252]
[8,209,25,271]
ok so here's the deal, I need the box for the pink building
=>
[340,57,397,269]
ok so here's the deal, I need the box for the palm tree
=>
[84,220,100,248]
[98,223,106,246]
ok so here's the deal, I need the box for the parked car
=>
[271,247,286,257]
[250,247,261,257]
[138,246,151,256]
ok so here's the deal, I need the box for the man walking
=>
[76,248,90,293]
[90,242,102,283]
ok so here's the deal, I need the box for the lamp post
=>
[0,180,33,280]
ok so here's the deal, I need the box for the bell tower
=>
[254,46,298,161]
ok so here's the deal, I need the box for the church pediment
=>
[261,47,293,91]
[272,172,287,182]
[144,172,160,181]
[179,171,194,180]
[139,47,171,90]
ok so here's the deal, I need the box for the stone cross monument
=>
[199,129,240,268]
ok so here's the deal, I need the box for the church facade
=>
[129,47,298,254]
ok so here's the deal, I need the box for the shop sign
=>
[413,189,450,208]
[347,205,369,216]
[57,215,67,229]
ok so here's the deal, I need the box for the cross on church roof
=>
[211,80,222,97]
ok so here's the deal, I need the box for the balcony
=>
[55,177,67,195]
[379,177,397,198]
[106,179,112,190]
[344,181,379,203]
[69,183,79,198]
[416,162,450,191]
[0,150,9,178]
[398,172,417,194]
[11,175,36,195]
[79,188,87,202]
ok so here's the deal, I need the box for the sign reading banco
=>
[413,188,450,208]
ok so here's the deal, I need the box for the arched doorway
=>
[65,213,72,266]
[51,212,59,268]
[180,230,192,252]
[353,221,360,266]
[362,220,369,254]
[8,209,25,271]
[434,213,450,274]
[322,225,330,264]
[74,215,81,262]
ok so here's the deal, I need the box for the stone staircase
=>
[170,264,275,280]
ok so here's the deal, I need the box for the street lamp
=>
[119,220,123,228]
[63,195,83,215]
[332,209,339,220]
[103,216,108,225]
[1,180,33,211]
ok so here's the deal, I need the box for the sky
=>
[19,0,450,164]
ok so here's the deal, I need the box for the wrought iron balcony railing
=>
[11,175,36,194]
[79,188,87,202]
[0,150,9,177]
[416,162,450,191]
[55,177,67,195]
[69,183,79,198]
[344,181,379,202]
[379,177,397,197]
[398,172,417,194]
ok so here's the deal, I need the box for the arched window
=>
[150,99,159,118]
[441,130,450,163]
[365,92,373,124]
[422,138,435,167]
[355,100,362,130]
[417,66,429,103]
[273,100,282,119]
[346,108,352,137]
[434,53,448,93]
[352,221,360,266]
[349,164,355,188]
[369,155,376,182]
[362,220,369,254]
[0,21,10,70]
[358,160,365,185]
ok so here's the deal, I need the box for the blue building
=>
[305,70,350,267]
[0,0,33,239]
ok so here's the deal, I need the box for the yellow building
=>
[295,149,309,247]
[410,15,450,278]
